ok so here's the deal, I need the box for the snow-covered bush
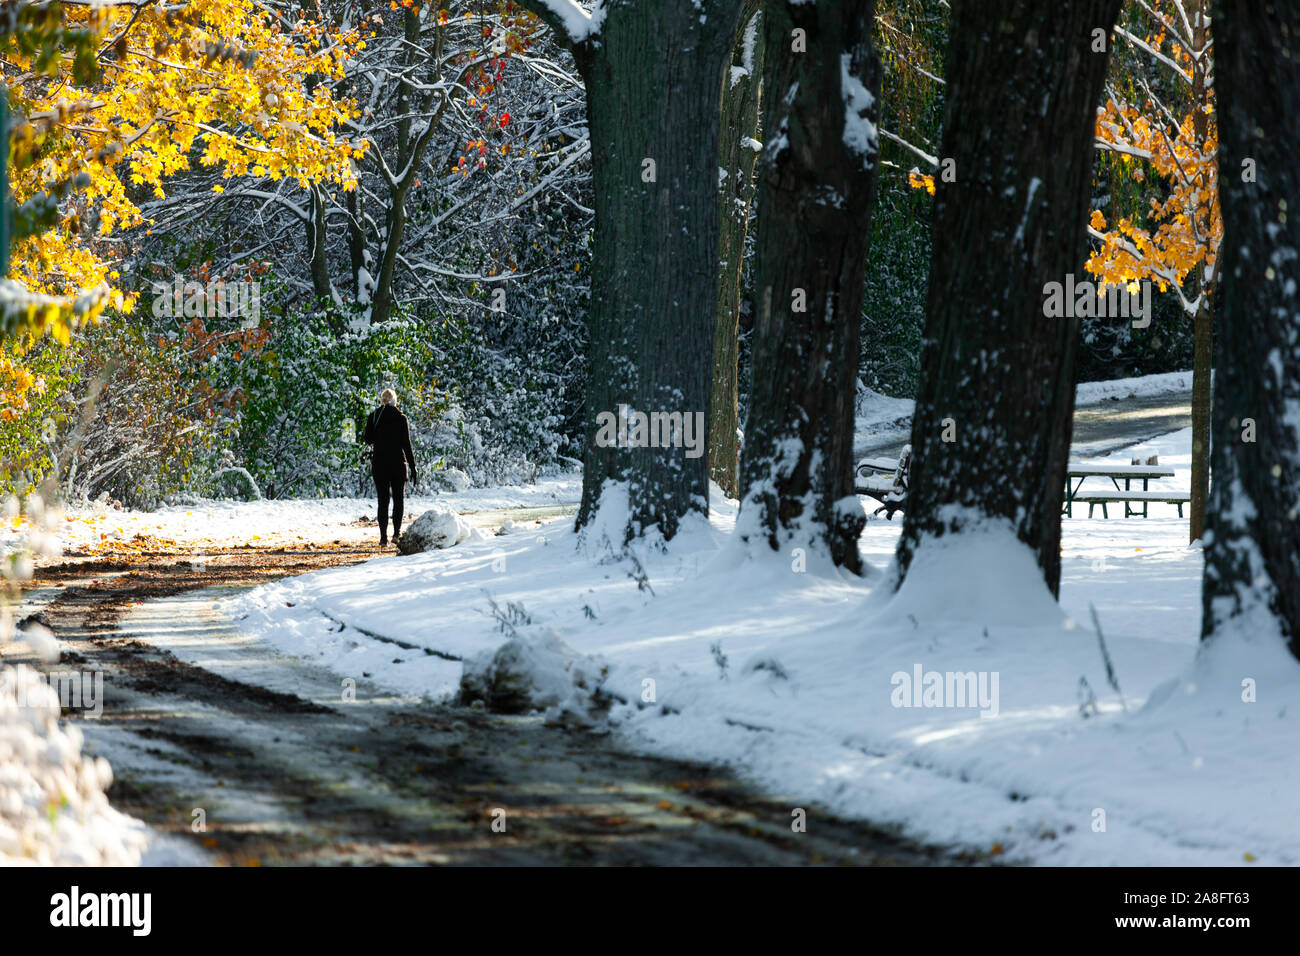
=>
[229,307,449,498]
[430,467,472,493]
[416,307,580,488]
[0,311,235,508]
[0,665,148,865]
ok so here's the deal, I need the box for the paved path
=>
[17,540,969,866]
[855,389,1193,462]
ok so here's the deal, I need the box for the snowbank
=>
[1075,369,1197,405]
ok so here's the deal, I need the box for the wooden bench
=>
[1074,489,1192,518]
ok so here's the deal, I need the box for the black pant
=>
[374,466,406,538]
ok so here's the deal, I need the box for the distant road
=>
[854,389,1194,463]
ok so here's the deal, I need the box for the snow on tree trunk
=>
[895,0,1122,596]
[1202,0,1300,658]
[709,1,765,500]
[737,0,883,572]
[525,0,746,543]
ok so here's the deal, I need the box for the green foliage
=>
[0,3,100,84]
[860,192,930,397]
[1076,289,1194,382]
[225,308,450,499]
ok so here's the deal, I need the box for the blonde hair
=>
[380,388,397,406]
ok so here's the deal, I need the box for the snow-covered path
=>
[19,532,958,866]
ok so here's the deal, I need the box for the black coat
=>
[363,404,417,478]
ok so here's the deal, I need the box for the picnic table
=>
[1063,463,1180,518]
[855,455,1188,520]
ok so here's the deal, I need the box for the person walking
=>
[362,388,418,547]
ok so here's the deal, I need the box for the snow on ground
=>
[227,425,1298,865]
[854,383,916,449]
[1075,369,1196,405]
[15,473,582,553]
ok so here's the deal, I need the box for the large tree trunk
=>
[1187,0,1214,545]
[737,0,882,571]
[1189,296,1213,542]
[526,1,744,543]
[894,0,1121,595]
[709,1,765,500]
[1202,0,1300,657]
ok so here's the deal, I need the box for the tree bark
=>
[369,186,407,324]
[347,188,367,297]
[307,183,333,304]
[370,7,440,324]
[1187,0,1213,545]
[524,0,745,543]
[894,0,1121,596]
[709,0,765,500]
[1202,0,1300,657]
[1189,295,1212,542]
[737,0,882,571]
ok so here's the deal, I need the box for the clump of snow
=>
[14,620,59,663]
[398,505,471,554]
[0,665,150,865]
[535,0,605,43]
[459,627,606,725]
[840,53,878,158]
